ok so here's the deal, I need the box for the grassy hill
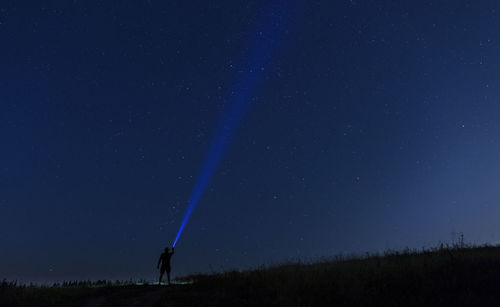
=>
[3,244,500,306]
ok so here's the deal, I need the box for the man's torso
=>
[161,253,172,268]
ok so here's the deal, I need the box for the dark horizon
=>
[2,1,500,283]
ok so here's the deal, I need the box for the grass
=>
[3,243,500,306]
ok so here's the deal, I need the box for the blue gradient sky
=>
[1,1,500,282]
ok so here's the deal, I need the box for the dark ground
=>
[3,244,500,306]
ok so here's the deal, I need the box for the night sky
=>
[2,1,500,283]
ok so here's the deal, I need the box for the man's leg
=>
[167,268,171,285]
[159,269,164,284]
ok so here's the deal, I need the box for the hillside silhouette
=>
[3,243,500,306]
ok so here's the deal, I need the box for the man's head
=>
[165,247,170,252]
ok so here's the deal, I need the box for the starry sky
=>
[2,1,500,283]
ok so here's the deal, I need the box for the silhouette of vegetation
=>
[3,242,500,306]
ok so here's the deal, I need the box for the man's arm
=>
[157,255,162,269]
[171,248,174,255]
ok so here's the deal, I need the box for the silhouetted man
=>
[157,247,174,285]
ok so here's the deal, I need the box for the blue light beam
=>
[173,1,296,247]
